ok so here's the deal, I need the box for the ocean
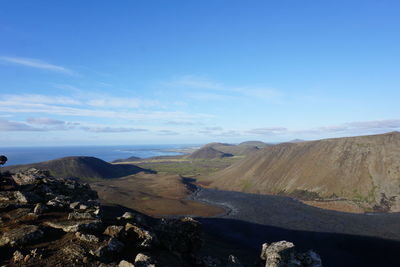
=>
[0,144,196,166]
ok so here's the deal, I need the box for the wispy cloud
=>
[0,56,75,75]
[187,92,231,101]
[0,94,211,121]
[169,75,223,90]
[81,126,148,133]
[297,119,400,136]
[197,126,240,137]
[247,119,400,137]
[165,75,282,101]
[345,119,400,130]
[0,118,44,132]
[0,117,148,133]
[204,126,223,131]
[166,121,197,126]
[158,130,179,135]
[1,117,81,132]
[27,117,65,125]
[247,127,288,135]
[198,126,224,135]
[3,94,81,105]
[87,97,158,109]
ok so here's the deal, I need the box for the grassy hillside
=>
[4,156,150,181]
[207,132,400,212]
[134,157,240,178]
[112,156,141,163]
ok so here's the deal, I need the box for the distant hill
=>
[188,147,233,159]
[4,156,150,180]
[287,139,307,143]
[208,132,400,212]
[238,141,268,147]
[191,141,269,158]
[112,156,142,163]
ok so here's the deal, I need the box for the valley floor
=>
[90,172,224,217]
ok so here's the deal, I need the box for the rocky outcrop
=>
[0,168,323,266]
[260,241,322,267]
[0,225,44,247]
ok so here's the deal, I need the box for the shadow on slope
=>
[198,217,400,267]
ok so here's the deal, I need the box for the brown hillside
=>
[208,132,400,212]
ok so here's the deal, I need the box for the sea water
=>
[0,144,195,165]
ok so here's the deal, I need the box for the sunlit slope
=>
[209,132,400,211]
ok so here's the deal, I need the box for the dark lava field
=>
[192,187,400,267]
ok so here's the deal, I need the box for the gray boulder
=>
[68,211,98,220]
[104,225,125,239]
[75,231,100,242]
[12,250,24,263]
[260,241,322,267]
[119,260,135,267]
[45,219,102,232]
[134,253,155,267]
[227,255,243,267]
[125,223,158,248]
[92,237,124,259]
[34,203,48,214]
[12,168,50,185]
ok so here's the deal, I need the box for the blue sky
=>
[1,0,400,146]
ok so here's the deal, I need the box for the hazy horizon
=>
[1,1,400,146]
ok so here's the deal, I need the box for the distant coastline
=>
[0,144,197,165]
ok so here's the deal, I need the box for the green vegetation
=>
[351,187,378,204]
[239,179,253,191]
[136,157,242,178]
[285,189,321,200]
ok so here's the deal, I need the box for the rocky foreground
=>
[0,169,322,266]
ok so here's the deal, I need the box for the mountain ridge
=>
[207,131,400,212]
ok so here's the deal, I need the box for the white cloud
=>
[0,118,43,131]
[158,130,179,135]
[3,94,81,105]
[187,92,230,101]
[247,119,400,137]
[87,97,158,109]
[81,126,148,133]
[345,119,400,130]
[247,127,288,135]
[214,130,241,137]
[27,117,65,125]
[0,118,149,133]
[167,121,197,126]
[0,56,74,75]
[0,94,211,121]
[204,126,223,131]
[166,75,282,101]
[241,88,283,100]
[168,75,223,90]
